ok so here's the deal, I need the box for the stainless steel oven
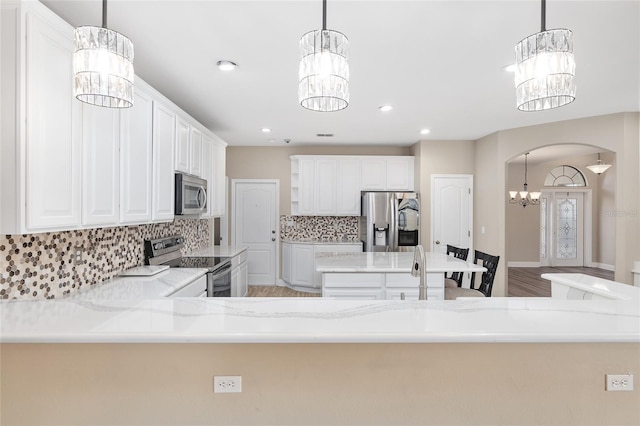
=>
[175,173,207,215]
[145,236,231,297]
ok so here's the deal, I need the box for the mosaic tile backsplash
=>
[0,219,210,300]
[280,215,359,241]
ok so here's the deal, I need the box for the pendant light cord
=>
[322,0,327,30]
[102,0,107,28]
[540,0,546,32]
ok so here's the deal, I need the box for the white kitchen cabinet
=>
[0,2,83,234]
[282,242,292,283]
[361,156,414,191]
[281,242,362,290]
[360,158,387,191]
[230,250,248,297]
[386,157,415,191]
[205,134,227,217]
[175,116,190,173]
[290,155,413,216]
[120,83,154,224]
[82,106,120,226]
[291,244,315,288]
[315,158,337,215]
[152,101,176,222]
[336,158,361,215]
[322,273,385,299]
[189,126,203,177]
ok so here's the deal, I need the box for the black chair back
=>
[445,244,469,287]
[470,250,500,297]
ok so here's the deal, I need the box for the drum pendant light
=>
[298,0,350,112]
[73,0,134,108]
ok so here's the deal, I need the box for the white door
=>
[541,192,585,267]
[233,180,279,285]
[431,175,473,254]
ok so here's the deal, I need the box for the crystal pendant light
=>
[514,0,575,111]
[298,0,349,112]
[73,0,134,108]
[586,153,612,175]
[509,153,541,208]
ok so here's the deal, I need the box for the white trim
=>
[591,262,615,271]
[508,261,541,268]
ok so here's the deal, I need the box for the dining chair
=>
[445,250,500,300]
[444,245,469,289]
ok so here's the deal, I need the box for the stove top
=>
[145,236,230,272]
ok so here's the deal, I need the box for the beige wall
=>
[226,146,410,216]
[2,343,638,425]
[410,140,476,248]
[476,113,640,293]
[506,152,617,266]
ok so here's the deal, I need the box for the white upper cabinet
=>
[208,137,227,217]
[189,126,203,177]
[290,155,413,216]
[360,158,387,191]
[120,83,153,224]
[152,101,176,222]
[0,1,82,234]
[315,158,338,215]
[386,157,415,191]
[336,158,361,215]
[82,106,120,226]
[175,116,190,173]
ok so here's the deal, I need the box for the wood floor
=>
[507,266,614,297]
[247,285,320,297]
[248,266,614,298]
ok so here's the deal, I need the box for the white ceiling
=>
[41,0,640,147]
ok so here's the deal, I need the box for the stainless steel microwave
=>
[175,173,207,215]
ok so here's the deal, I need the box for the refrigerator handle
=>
[390,194,398,251]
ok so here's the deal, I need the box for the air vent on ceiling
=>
[316,133,334,137]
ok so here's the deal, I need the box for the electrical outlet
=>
[606,374,634,391]
[214,375,242,393]
[73,247,83,265]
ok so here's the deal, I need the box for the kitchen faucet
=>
[411,245,427,300]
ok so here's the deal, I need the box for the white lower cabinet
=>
[321,272,441,300]
[230,250,249,297]
[281,242,363,290]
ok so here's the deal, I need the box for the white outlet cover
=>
[606,374,634,391]
[214,375,242,393]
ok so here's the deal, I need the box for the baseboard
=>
[507,261,541,268]
[590,262,615,271]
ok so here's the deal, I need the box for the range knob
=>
[154,242,164,250]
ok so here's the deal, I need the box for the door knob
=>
[435,240,440,245]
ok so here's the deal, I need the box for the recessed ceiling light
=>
[420,129,431,135]
[504,64,516,73]
[261,128,271,133]
[217,60,238,71]
[379,105,393,112]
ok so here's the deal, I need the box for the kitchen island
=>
[1,274,639,425]
[315,251,486,300]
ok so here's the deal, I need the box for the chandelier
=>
[586,153,612,175]
[73,0,134,108]
[514,0,575,111]
[509,153,541,208]
[298,0,350,112]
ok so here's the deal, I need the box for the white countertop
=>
[316,252,486,273]
[186,245,248,258]
[1,296,638,343]
[543,273,640,300]
[282,239,362,245]
[68,268,209,300]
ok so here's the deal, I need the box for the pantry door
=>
[232,180,279,285]
[431,175,473,254]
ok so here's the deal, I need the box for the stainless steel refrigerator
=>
[360,192,420,252]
